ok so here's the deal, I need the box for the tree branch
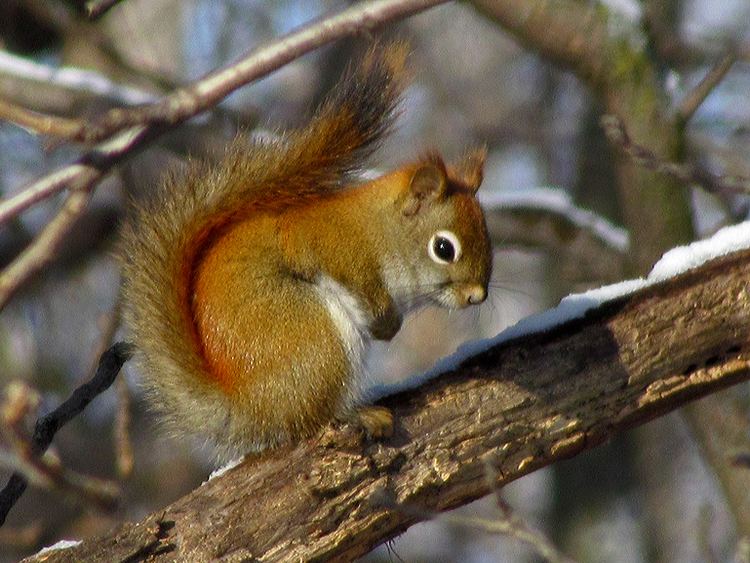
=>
[24,248,750,561]
[600,113,750,197]
[63,0,451,144]
[677,52,736,124]
[0,98,84,138]
[0,342,133,526]
[482,188,629,284]
[0,48,155,109]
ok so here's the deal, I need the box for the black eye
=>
[428,230,462,265]
[434,237,455,261]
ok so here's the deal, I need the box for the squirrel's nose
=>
[466,285,487,305]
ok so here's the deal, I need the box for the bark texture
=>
[25,248,750,562]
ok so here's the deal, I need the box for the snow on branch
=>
[0,50,155,107]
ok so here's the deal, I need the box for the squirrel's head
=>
[391,147,492,310]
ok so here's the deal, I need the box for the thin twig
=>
[0,342,133,527]
[0,384,120,512]
[0,98,82,138]
[483,460,575,563]
[677,53,736,124]
[0,187,93,307]
[2,1,175,92]
[600,114,750,197]
[90,293,134,479]
[376,485,575,563]
[79,290,133,478]
[66,0,451,144]
[0,124,157,309]
[115,374,133,479]
[0,165,89,227]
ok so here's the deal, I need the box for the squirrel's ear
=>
[402,163,447,216]
[450,146,486,194]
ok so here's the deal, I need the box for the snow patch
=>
[648,221,750,281]
[36,540,82,556]
[205,456,243,482]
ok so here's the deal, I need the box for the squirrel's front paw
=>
[354,406,394,439]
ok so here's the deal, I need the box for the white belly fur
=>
[314,274,371,407]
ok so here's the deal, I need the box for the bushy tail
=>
[119,42,409,453]
[288,41,409,183]
[216,41,409,209]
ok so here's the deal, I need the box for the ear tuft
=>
[450,145,486,194]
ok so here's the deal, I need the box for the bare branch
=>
[0,49,155,107]
[0,186,93,307]
[0,0,450,310]
[114,375,133,480]
[0,383,120,512]
[65,0,451,144]
[90,295,134,480]
[601,114,750,197]
[0,343,133,526]
[0,166,87,227]
[677,53,737,124]
[0,122,165,308]
[385,480,575,563]
[437,510,574,563]
[0,98,82,138]
[484,462,574,563]
[21,248,750,561]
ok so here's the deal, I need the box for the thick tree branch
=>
[25,247,750,562]
[469,0,750,538]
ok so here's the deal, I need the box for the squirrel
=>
[119,42,492,461]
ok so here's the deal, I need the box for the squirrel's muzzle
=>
[465,285,487,306]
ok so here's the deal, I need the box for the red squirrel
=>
[119,43,492,460]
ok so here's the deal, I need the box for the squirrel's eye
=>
[428,230,462,265]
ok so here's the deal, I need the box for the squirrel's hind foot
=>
[353,406,394,440]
